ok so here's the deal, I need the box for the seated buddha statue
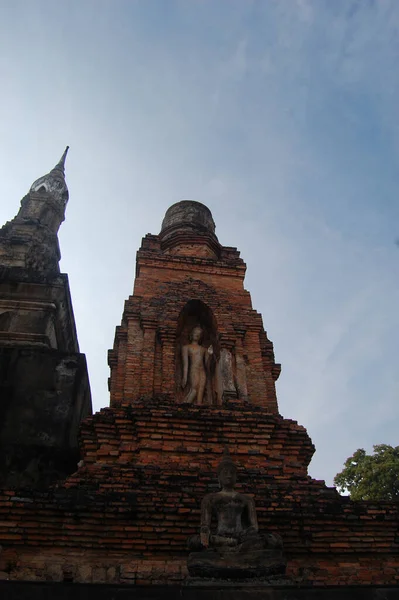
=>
[187,450,286,579]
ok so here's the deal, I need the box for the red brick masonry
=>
[0,399,398,585]
[1,209,398,587]
[108,233,280,412]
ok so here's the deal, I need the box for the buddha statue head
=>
[217,449,237,491]
[189,325,204,344]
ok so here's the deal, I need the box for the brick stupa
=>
[0,200,399,594]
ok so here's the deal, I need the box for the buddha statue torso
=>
[201,490,255,544]
[187,450,286,579]
[181,326,213,405]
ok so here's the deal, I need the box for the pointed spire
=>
[51,146,69,176]
[30,147,70,205]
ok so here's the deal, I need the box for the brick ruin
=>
[0,149,92,490]
[0,170,398,595]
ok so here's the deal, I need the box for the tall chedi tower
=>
[0,149,92,488]
[108,200,281,411]
[0,200,398,596]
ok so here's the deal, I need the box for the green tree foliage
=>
[334,444,399,501]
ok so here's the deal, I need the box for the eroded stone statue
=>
[181,326,213,405]
[187,450,286,579]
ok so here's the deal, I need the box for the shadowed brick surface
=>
[0,201,398,589]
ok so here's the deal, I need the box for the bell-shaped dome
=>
[161,201,216,236]
[160,201,219,258]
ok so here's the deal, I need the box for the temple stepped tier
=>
[0,398,398,585]
[0,199,398,592]
[76,401,314,472]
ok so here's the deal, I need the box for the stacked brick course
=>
[0,200,398,588]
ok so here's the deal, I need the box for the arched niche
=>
[175,300,221,405]
[0,311,13,331]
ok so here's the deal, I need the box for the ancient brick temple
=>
[0,149,91,489]
[0,165,399,598]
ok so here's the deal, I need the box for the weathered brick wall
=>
[0,401,398,586]
[1,202,398,588]
[0,346,91,488]
[108,233,280,412]
[0,268,92,489]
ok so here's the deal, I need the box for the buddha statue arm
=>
[181,345,189,388]
[200,494,213,547]
[246,496,259,533]
[205,344,213,367]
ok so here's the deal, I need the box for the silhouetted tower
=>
[0,149,91,487]
[0,147,69,273]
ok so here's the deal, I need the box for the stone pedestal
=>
[187,547,286,579]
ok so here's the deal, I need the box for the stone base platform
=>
[1,582,399,600]
[187,548,286,579]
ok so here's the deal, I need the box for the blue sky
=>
[0,0,398,486]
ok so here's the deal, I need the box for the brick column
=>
[234,328,248,401]
[244,323,268,407]
[153,329,163,395]
[160,326,176,397]
[140,319,157,397]
[124,317,144,401]
[108,327,127,407]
